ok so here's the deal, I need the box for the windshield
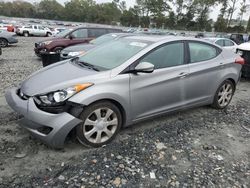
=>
[90,34,118,45]
[79,39,150,70]
[55,29,72,37]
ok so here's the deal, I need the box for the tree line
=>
[0,0,249,32]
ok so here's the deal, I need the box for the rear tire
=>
[76,101,122,147]
[0,38,8,47]
[212,80,235,109]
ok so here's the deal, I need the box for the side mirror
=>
[134,62,154,73]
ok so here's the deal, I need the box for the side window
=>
[71,29,87,38]
[189,42,217,63]
[107,29,121,33]
[140,42,184,69]
[215,40,224,47]
[38,26,44,30]
[34,26,37,29]
[88,29,107,38]
[224,40,234,46]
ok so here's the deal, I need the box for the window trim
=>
[128,40,187,72]
[186,40,222,64]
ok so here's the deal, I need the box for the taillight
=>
[235,57,245,65]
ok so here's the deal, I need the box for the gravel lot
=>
[0,37,250,187]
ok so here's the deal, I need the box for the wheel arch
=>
[86,98,127,128]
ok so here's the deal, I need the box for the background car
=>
[204,38,238,52]
[0,30,18,47]
[60,33,134,60]
[49,27,66,36]
[34,27,123,56]
[230,33,244,44]
[6,36,243,148]
[16,25,52,37]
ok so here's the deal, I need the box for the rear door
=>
[130,41,189,120]
[185,41,223,105]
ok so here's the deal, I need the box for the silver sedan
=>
[5,36,243,148]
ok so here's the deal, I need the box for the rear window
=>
[224,40,234,46]
[215,40,224,47]
[189,42,218,63]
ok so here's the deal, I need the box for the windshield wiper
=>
[77,61,100,72]
[70,57,100,72]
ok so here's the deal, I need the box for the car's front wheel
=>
[212,80,235,109]
[0,38,8,47]
[76,101,122,147]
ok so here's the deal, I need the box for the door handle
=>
[179,72,189,78]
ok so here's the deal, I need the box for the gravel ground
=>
[0,37,250,187]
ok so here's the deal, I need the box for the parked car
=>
[16,25,52,37]
[230,33,244,45]
[49,27,66,36]
[5,36,244,148]
[237,42,250,77]
[204,38,238,52]
[60,33,134,60]
[34,27,123,57]
[0,30,18,47]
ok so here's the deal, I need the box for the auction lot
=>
[0,37,250,187]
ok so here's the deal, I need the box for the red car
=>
[34,27,123,57]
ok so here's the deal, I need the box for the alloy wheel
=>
[217,82,233,107]
[83,108,118,144]
[0,39,7,47]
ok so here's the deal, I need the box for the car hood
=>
[21,60,110,96]
[62,44,96,52]
[0,32,16,38]
[36,37,62,43]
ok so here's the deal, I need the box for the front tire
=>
[53,47,63,53]
[46,32,52,37]
[0,38,8,47]
[76,101,122,147]
[212,80,235,109]
[23,32,29,37]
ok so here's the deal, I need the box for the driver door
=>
[130,42,189,121]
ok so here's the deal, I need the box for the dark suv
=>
[230,33,244,45]
[34,27,123,56]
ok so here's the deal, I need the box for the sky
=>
[3,0,250,21]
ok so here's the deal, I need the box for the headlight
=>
[68,51,86,57]
[42,41,52,45]
[34,83,93,106]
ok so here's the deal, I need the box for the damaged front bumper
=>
[5,88,82,148]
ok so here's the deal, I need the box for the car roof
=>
[123,35,185,43]
[204,37,236,42]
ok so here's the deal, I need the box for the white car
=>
[50,28,66,36]
[204,38,238,52]
[16,25,52,37]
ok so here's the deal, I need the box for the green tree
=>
[37,0,64,20]
[247,16,250,32]
[120,8,139,27]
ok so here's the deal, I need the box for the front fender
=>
[68,75,132,125]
